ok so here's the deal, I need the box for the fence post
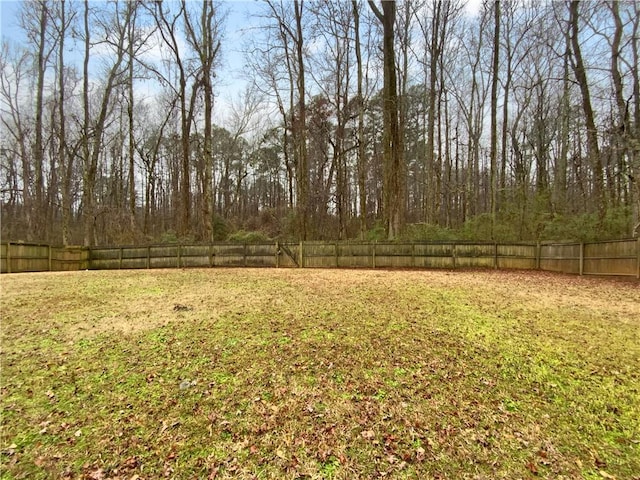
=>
[48,244,52,271]
[452,242,457,269]
[299,241,303,268]
[147,246,151,269]
[244,243,248,267]
[372,241,376,269]
[7,241,11,274]
[536,242,541,270]
[335,242,339,268]
[412,243,416,268]
[119,247,123,269]
[275,241,280,268]
[177,244,181,268]
[579,242,584,276]
[494,243,499,269]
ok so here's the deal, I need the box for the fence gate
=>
[278,243,299,267]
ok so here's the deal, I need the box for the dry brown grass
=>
[1,269,639,479]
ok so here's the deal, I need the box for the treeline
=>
[1,0,639,245]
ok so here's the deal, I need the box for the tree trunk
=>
[425,1,440,225]
[353,0,367,239]
[81,0,93,246]
[630,3,640,235]
[554,28,571,216]
[569,0,605,219]
[128,5,137,234]
[294,0,309,240]
[82,0,132,246]
[489,1,500,238]
[33,1,49,240]
[57,0,73,246]
[369,0,404,239]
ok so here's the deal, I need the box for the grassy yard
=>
[1,268,639,479]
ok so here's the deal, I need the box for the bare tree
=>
[184,0,222,241]
[253,0,309,239]
[80,0,139,246]
[607,0,640,235]
[0,44,33,239]
[152,0,201,238]
[368,0,404,239]
[352,0,368,239]
[489,0,500,237]
[448,11,490,221]
[2,0,638,243]
[52,0,78,245]
[292,0,309,240]
[20,0,57,239]
[569,0,605,219]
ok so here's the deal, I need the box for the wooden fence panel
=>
[51,246,88,271]
[540,243,581,274]
[414,256,455,268]
[301,242,336,268]
[336,244,373,268]
[403,243,450,269]
[180,245,210,268]
[583,239,638,276]
[121,247,150,269]
[211,244,245,267]
[497,244,537,270]
[373,243,413,269]
[0,243,49,272]
[454,244,496,269]
[90,247,120,270]
[149,246,179,269]
[245,244,277,267]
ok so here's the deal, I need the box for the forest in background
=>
[1,0,639,246]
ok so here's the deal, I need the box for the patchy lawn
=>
[1,268,639,479]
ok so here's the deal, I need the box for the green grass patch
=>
[1,269,638,479]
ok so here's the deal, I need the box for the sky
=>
[0,1,21,39]
[0,0,258,120]
[0,0,483,74]
[0,0,482,125]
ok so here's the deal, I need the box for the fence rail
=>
[1,239,639,278]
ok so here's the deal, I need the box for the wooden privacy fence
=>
[89,244,295,269]
[1,239,639,278]
[0,242,89,273]
[85,242,538,270]
[539,239,640,277]
[289,242,537,270]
